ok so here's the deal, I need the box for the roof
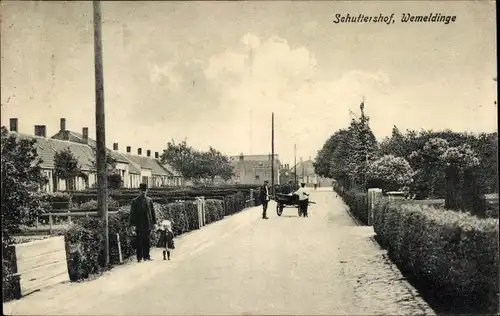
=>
[122,153,172,176]
[108,150,132,164]
[161,163,181,177]
[51,130,98,148]
[293,160,316,177]
[230,154,280,162]
[11,132,96,171]
[50,129,182,177]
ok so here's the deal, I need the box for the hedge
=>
[51,191,247,282]
[373,200,499,314]
[69,187,256,207]
[0,189,252,293]
[205,199,225,224]
[334,188,369,225]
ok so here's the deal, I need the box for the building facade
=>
[229,154,280,185]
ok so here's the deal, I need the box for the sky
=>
[1,1,497,165]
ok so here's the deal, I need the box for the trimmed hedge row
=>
[373,200,499,314]
[334,188,369,225]
[58,192,246,281]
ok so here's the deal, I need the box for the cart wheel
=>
[276,204,283,216]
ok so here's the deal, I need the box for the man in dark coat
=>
[129,183,157,262]
[259,180,270,219]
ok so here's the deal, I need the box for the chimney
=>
[155,152,159,159]
[137,148,142,155]
[60,118,66,131]
[9,118,18,132]
[147,150,151,157]
[34,125,46,138]
[113,143,118,151]
[82,127,88,144]
[126,146,131,153]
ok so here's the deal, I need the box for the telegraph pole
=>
[361,96,368,191]
[93,0,109,266]
[294,144,297,189]
[301,157,304,182]
[271,112,275,196]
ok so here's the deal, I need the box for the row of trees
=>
[160,140,234,184]
[314,104,378,190]
[314,105,498,214]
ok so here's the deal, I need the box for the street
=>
[3,189,434,315]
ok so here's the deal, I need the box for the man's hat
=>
[139,183,148,191]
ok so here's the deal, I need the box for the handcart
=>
[274,193,315,216]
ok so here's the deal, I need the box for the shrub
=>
[373,201,499,313]
[205,199,224,224]
[79,197,120,210]
[107,173,122,190]
[59,217,105,281]
[366,155,414,193]
[224,192,246,216]
[339,189,368,225]
[2,247,20,302]
[108,207,134,262]
[154,201,195,236]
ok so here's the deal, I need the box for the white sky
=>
[1,1,497,164]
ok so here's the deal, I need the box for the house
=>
[51,117,182,189]
[6,117,183,191]
[6,119,97,192]
[293,159,332,187]
[229,154,280,185]
[120,147,181,188]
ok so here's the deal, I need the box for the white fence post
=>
[196,197,202,229]
[367,188,383,226]
[116,233,123,264]
[202,197,206,225]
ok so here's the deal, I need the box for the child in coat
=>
[157,219,175,260]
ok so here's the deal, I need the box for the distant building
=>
[279,163,295,185]
[229,154,280,185]
[293,159,332,187]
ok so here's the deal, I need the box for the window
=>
[255,175,260,180]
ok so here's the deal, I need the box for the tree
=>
[1,127,49,242]
[366,155,414,193]
[314,131,344,178]
[90,150,120,189]
[161,140,233,183]
[441,144,481,211]
[54,147,84,192]
[107,173,122,190]
[204,147,234,182]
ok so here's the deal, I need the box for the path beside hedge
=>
[3,191,434,315]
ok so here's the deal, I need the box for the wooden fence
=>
[25,208,119,235]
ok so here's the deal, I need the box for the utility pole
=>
[361,96,368,191]
[294,144,297,190]
[301,157,304,183]
[93,0,109,266]
[271,112,275,196]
